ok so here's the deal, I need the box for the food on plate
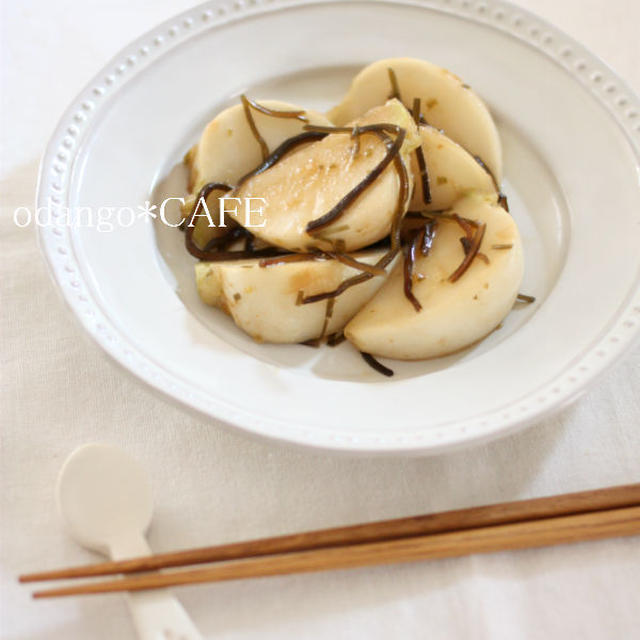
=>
[196,248,396,344]
[328,57,503,180]
[409,124,497,211]
[344,193,523,360]
[184,99,331,249]
[180,57,532,375]
[230,99,420,252]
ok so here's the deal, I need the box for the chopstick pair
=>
[20,483,640,598]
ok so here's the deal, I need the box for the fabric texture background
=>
[1,1,639,638]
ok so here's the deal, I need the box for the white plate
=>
[38,0,640,454]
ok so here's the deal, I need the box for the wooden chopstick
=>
[20,483,640,584]
[32,505,640,598]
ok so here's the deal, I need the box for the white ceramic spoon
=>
[56,443,203,640]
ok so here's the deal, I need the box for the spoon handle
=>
[110,534,204,640]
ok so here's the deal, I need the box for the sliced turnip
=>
[229,99,420,252]
[195,248,396,344]
[410,125,497,211]
[328,57,502,181]
[185,100,331,248]
[344,193,523,360]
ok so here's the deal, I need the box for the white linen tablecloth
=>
[1,1,639,638]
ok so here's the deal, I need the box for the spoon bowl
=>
[56,443,153,555]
